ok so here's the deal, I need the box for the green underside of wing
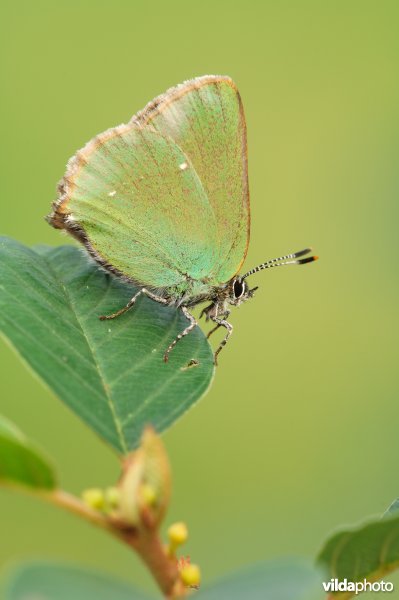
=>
[65,78,249,294]
[68,128,220,289]
[135,78,250,283]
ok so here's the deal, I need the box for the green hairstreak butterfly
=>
[47,75,317,365]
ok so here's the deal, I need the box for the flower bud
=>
[180,564,201,587]
[141,483,157,507]
[168,522,188,548]
[105,486,120,509]
[82,488,104,510]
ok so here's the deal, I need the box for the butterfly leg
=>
[211,317,233,366]
[206,309,230,339]
[163,306,197,362]
[99,288,168,320]
[199,304,214,321]
[207,323,221,339]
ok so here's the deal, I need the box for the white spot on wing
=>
[108,190,117,197]
[179,162,188,171]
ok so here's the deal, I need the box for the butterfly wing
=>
[49,124,219,290]
[132,75,250,284]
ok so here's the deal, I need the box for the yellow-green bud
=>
[168,522,188,546]
[141,483,157,506]
[180,564,201,587]
[82,488,104,510]
[105,486,120,509]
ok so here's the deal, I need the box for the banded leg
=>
[211,317,233,366]
[207,323,221,339]
[164,306,197,362]
[200,303,229,341]
[199,303,214,321]
[99,288,168,320]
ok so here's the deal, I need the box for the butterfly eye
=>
[233,279,245,299]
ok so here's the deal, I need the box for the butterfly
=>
[47,75,317,365]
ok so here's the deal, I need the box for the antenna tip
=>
[298,255,319,265]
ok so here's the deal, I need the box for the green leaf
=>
[383,498,399,518]
[0,237,215,454]
[198,559,324,599]
[3,562,153,600]
[318,514,399,598]
[0,415,56,490]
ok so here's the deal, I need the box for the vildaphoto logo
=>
[323,579,394,594]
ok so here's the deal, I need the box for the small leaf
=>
[0,237,215,454]
[318,514,399,598]
[4,562,153,600]
[0,415,56,490]
[198,559,323,599]
[118,427,171,527]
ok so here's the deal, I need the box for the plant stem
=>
[41,488,186,598]
[48,489,112,531]
[122,528,186,598]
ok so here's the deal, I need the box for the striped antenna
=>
[242,248,318,280]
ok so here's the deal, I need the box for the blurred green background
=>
[1,0,399,596]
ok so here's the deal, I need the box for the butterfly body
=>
[48,75,316,364]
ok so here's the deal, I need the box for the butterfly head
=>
[227,277,258,307]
